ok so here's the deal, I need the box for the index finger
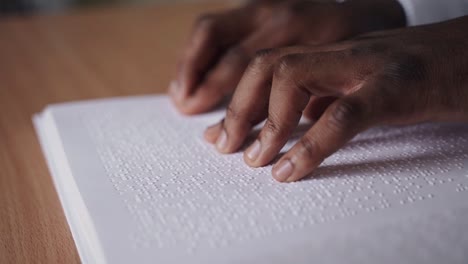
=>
[245,48,377,168]
[174,10,253,100]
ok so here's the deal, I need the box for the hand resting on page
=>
[169,0,468,182]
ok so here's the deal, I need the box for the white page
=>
[34,95,468,264]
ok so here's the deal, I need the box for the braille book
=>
[33,95,468,264]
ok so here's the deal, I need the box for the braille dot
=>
[80,99,468,253]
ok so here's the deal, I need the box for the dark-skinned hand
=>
[170,0,406,114]
[204,16,468,182]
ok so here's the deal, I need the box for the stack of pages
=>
[33,95,468,264]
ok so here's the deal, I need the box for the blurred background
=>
[0,0,215,15]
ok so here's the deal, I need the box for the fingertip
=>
[243,139,262,167]
[169,81,196,116]
[178,86,227,115]
[172,96,210,116]
[204,122,222,144]
[242,152,259,167]
[272,158,294,182]
[243,154,260,168]
[168,80,185,101]
[285,177,296,183]
[168,80,177,93]
[177,105,204,116]
[215,129,229,153]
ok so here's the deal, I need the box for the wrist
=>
[339,0,406,35]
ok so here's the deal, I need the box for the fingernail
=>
[206,122,220,130]
[245,140,261,161]
[273,159,294,182]
[169,80,183,100]
[169,80,178,92]
[216,130,228,152]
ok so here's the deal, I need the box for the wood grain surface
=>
[0,1,232,262]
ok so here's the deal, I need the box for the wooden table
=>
[0,1,233,262]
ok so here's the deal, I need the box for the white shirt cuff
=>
[397,0,468,26]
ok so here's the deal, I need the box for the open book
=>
[33,95,468,264]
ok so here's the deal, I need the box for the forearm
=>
[424,15,468,122]
[341,0,407,32]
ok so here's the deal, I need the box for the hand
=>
[170,0,406,114]
[204,16,468,182]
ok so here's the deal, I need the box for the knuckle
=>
[297,135,318,160]
[263,113,289,139]
[247,48,277,72]
[264,118,282,135]
[262,110,293,140]
[328,99,366,132]
[226,104,241,121]
[274,54,302,79]
[253,48,276,64]
[383,54,427,83]
[274,54,312,95]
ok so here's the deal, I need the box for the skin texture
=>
[204,16,468,182]
[169,0,406,114]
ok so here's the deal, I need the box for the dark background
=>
[0,0,204,14]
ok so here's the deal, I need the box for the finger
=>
[272,93,374,182]
[303,96,336,121]
[176,22,298,115]
[204,120,224,144]
[208,46,314,153]
[173,11,253,102]
[204,48,279,151]
[208,49,274,153]
[175,45,251,115]
[245,49,377,167]
[206,43,357,150]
